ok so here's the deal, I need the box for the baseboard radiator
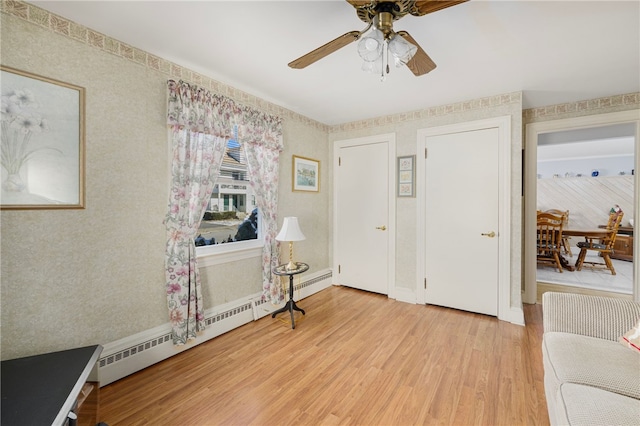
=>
[98,269,333,386]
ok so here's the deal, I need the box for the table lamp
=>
[276,217,306,271]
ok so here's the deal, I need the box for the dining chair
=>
[545,209,571,256]
[575,211,624,275]
[536,211,565,273]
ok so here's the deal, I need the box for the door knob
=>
[481,231,496,238]
[376,226,387,231]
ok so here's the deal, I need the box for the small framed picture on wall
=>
[292,155,320,192]
[397,155,415,198]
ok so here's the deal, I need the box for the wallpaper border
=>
[523,93,640,124]
[329,92,523,132]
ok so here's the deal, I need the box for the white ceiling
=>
[29,0,640,126]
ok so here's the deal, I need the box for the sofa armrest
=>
[542,292,640,341]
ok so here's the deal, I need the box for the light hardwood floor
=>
[100,286,548,425]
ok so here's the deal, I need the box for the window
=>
[196,129,261,256]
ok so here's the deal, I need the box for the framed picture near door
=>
[1,65,85,209]
[292,155,319,192]
[397,155,415,197]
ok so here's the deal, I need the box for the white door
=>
[424,128,500,316]
[334,136,395,295]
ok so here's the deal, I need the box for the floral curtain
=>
[165,129,226,344]
[165,80,283,343]
[240,109,284,303]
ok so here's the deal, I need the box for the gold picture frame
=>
[292,155,319,192]
[1,65,85,209]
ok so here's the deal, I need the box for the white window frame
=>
[180,126,262,267]
[197,239,264,267]
[196,200,264,267]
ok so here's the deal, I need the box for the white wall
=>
[537,136,635,178]
[537,155,634,178]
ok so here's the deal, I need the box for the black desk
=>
[1,345,102,426]
[272,262,309,329]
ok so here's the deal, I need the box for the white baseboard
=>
[98,268,332,386]
[394,287,417,304]
[506,306,525,326]
[396,287,524,326]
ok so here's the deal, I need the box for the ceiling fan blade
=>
[288,31,361,69]
[410,0,469,16]
[397,31,436,76]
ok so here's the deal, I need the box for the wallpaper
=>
[0,6,330,360]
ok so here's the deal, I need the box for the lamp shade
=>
[276,217,306,242]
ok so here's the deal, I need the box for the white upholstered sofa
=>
[542,292,640,425]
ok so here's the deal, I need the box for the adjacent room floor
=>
[537,251,633,294]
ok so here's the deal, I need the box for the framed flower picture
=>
[1,66,85,209]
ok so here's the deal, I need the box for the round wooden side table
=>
[272,262,309,329]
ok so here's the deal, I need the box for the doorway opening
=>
[535,123,635,297]
[524,110,640,304]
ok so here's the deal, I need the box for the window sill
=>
[197,240,263,267]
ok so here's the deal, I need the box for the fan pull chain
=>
[381,39,389,82]
[386,40,390,74]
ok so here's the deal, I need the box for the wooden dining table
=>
[561,228,612,269]
[563,228,611,239]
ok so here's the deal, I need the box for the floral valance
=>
[238,109,283,152]
[167,80,283,151]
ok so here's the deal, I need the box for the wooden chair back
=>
[537,212,564,254]
[545,209,571,255]
[575,211,624,275]
[536,211,565,272]
[545,209,569,225]
[603,211,624,250]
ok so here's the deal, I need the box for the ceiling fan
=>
[288,0,468,77]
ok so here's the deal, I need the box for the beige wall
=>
[2,2,638,361]
[0,6,331,360]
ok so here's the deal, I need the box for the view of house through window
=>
[196,130,259,247]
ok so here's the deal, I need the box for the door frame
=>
[416,116,513,322]
[333,133,397,299]
[523,109,640,304]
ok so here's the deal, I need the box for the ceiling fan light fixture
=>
[288,0,468,76]
[361,55,383,74]
[388,34,417,67]
[364,38,378,51]
[357,28,384,62]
